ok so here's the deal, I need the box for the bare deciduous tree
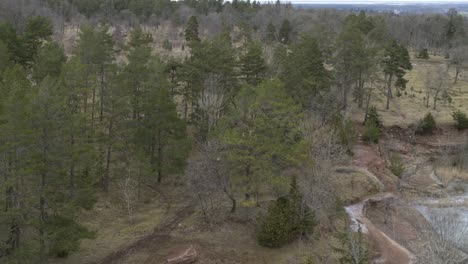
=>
[198,74,228,133]
[299,115,349,225]
[425,65,451,110]
[187,140,236,221]
[416,208,468,264]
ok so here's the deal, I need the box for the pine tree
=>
[33,42,67,83]
[185,16,201,44]
[222,80,303,205]
[281,36,331,107]
[381,41,412,110]
[240,42,267,86]
[265,22,277,43]
[19,16,53,67]
[278,19,292,44]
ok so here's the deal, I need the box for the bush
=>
[332,113,357,154]
[362,124,380,143]
[452,110,468,130]
[416,113,436,135]
[365,106,381,128]
[416,48,429,59]
[389,153,404,177]
[256,197,294,248]
[256,177,314,248]
[47,216,95,258]
[162,39,172,51]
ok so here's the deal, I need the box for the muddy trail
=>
[347,137,416,264]
[347,125,468,264]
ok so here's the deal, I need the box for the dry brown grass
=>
[50,191,167,264]
[330,166,383,204]
[349,54,468,127]
[436,166,468,184]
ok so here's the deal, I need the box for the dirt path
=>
[345,193,416,264]
[96,201,196,264]
[347,141,416,264]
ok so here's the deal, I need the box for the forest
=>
[1,0,468,264]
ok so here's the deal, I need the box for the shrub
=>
[365,106,381,128]
[162,39,172,51]
[389,153,404,177]
[47,216,95,257]
[256,177,314,248]
[332,113,357,154]
[362,124,380,143]
[452,110,468,130]
[416,48,429,59]
[256,197,293,248]
[416,113,436,135]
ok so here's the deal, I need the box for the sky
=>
[261,0,468,3]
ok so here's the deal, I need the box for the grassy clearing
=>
[350,54,468,128]
[50,190,167,264]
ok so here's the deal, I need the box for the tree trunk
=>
[433,90,440,110]
[39,127,49,257]
[386,74,393,110]
[69,133,75,197]
[225,189,237,213]
[157,130,163,184]
[99,64,105,122]
[91,81,96,130]
[454,66,460,84]
[364,89,372,125]
[104,116,113,193]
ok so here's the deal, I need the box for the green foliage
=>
[185,16,201,43]
[362,124,380,144]
[281,36,331,107]
[240,42,267,86]
[265,22,277,43]
[0,41,11,74]
[382,41,412,77]
[19,16,53,67]
[389,153,404,177]
[278,19,292,44]
[162,39,173,51]
[452,110,468,130]
[128,26,153,49]
[46,216,95,258]
[416,112,437,135]
[332,113,358,153]
[417,48,430,59]
[257,197,293,247]
[33,42,66,82]
[256,177,315,248]
[365,106,381,128]
[220,80,304,201]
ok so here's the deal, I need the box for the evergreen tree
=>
[265,22,277,43]
[281,36,331,107]
[185,16,201,44]
[19,16,53,67]
[181,34,237,131]
[33,42,67,83]
[221,80,303,204]
[381,41,412,110]
[240,42,267,86]
[278,19,292,44]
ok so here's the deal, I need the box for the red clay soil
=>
[350,137,416,264]
[352,142,398,192]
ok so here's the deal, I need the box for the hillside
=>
[2,1,468,264]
